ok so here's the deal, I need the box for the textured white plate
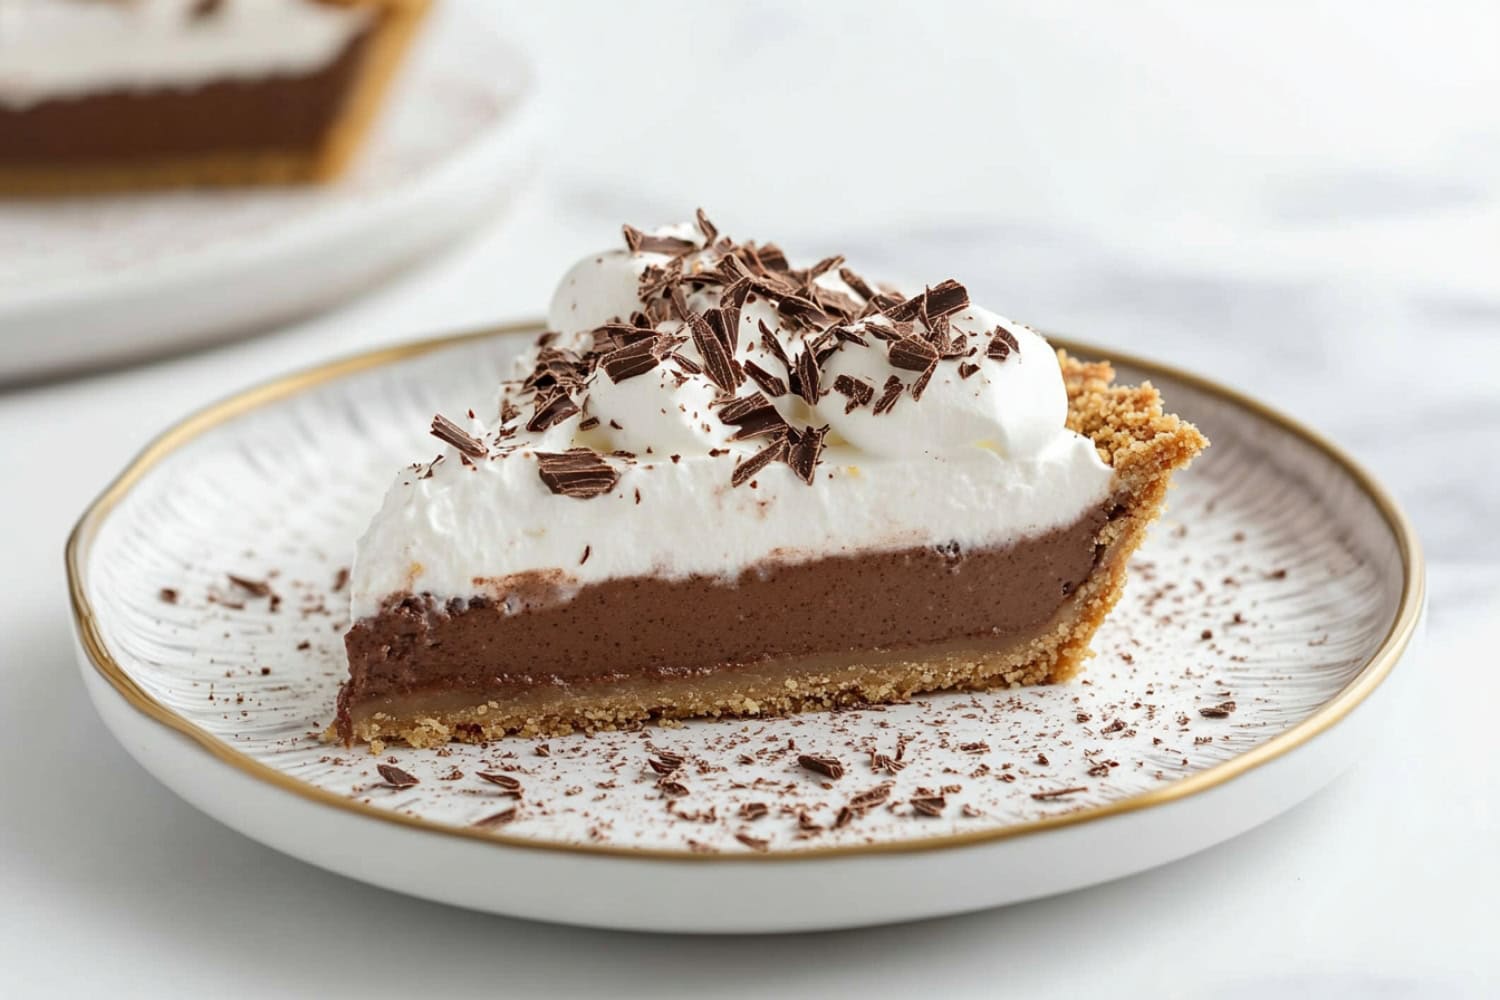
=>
[68,325,1423,933]
[0,5,537,383]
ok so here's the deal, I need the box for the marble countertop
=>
[1,3,1495,996]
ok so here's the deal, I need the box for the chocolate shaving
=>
[786,424,827,484]
[535,449,619,498]
[717,391,788,440]
[474,807,518,828]
[735,832,770,851]
[987,326,1021,360]
[227,574,271,597]
[909,794,946,817]
[657,779,690,799]
[476,771,522,795]
[719,278,752,345]
[1198,700,1237,719]
[622,224,695,256]
[872,375,904,415]
[600,338,662,383]
[888,335,939,372]
[158,587,178,604]
[689,312,744,391]
[846,783,892,813]
[694,207,719,244]
[744,359,788,398]
[909,362,937,402]
[838,266,875,301]
[794,348,822,404]
[1030,786,1087,801]
[797,754,844,780]
[755,242,789,271]
[526,391,580,433]
[729,435,788,487]
[957,362,981,380]
[922,278,969,318]
[430,413,488,456]
[738,801,769,821]
[831,374,875,413]
[376,764,418,789]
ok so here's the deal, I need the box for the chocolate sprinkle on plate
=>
[226,573,271,597]
[376,764,419,789]
[797,753,844,780]
[476,771,523,794]
[474,807,519,828]
[1198,700,1237,718]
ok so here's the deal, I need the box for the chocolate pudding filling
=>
[337,503,1111,738]
[0,29,373,168]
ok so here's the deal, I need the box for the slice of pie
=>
[0,0,429,195]
[335,212,1206,748]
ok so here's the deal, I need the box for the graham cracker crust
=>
[336,353,1207,749]
[0,0,429,197]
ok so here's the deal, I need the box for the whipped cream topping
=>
[0,0,371,110]
[350,214,1114,620]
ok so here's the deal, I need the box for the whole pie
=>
[335,212,1206,748]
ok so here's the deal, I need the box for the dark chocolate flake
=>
[432,413,489,461]
[1030,786,1087,801]
[474,807,519,828]
[744,359,788,398]
[526,391,581,433]
[794,348,822,404]
[690,312,744,391]
[600,337,662,383]
[872,375,904,415]
[888,335,939,372]
[227,573,271,597]
[376,764,418,789]
[717,391,788,440]
[831,373,875,413]
[694,207,719,244]
[730,435,789,487]
[622,223,696,256]
[909,794,946,817]
[535,449,620,499]
[837,266,875,301]
[1198,700,1237,719]
[786,424,828,484]
[922,278,969,318]
[797,753,844,780]
[476,771,522,795]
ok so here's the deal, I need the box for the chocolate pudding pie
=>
[335,212,1206,748]
[0,0,429,195]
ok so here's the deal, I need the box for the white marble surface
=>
[1,2,1496,996]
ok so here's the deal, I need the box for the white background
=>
[2,2,1497,996]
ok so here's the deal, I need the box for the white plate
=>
[67,324,1423,933]
[0,6,538,384]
